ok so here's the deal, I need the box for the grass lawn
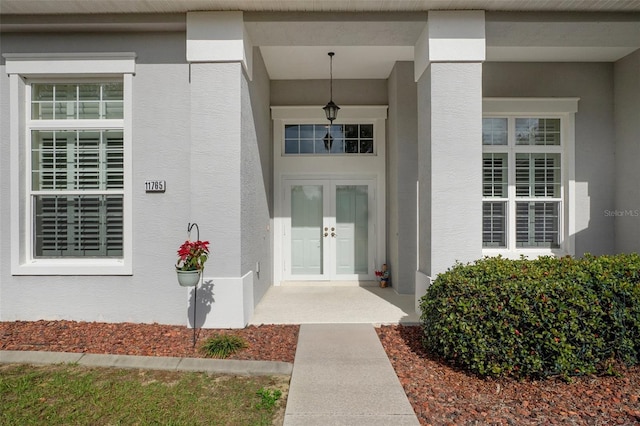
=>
[0,363,288,425]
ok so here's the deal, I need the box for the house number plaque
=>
[145,180,166,193]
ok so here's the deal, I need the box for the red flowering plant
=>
[176,240,210,271]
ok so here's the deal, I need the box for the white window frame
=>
[5,53,135,275]
[482,98,579,259]
[282,123,376,156]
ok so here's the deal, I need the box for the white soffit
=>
[261,46,414,80]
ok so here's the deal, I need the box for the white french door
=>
[284,178,375,281]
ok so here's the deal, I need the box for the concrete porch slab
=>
[249,285,419,325]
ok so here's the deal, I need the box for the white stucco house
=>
[1,1,639,328]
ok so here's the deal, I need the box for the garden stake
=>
[187,222,200,348]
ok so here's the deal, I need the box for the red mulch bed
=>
[0,320,298,363]
[377,325,640,426]
[2,321,640,425]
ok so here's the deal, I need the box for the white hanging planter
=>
[176,269,201,287]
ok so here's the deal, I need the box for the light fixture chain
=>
[323,51,339,124]
[330,52,333,101]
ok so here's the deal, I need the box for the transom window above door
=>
[284,124,374,155]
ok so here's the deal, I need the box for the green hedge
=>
[420,254,640,379]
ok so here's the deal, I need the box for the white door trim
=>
[272,105,388,286]
[283,177,377,281]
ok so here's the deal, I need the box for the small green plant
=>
[255,387,282,410]
[200,334,248,358]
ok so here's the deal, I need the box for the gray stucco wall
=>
[483,62,617,256]
[241,48,273,306]
[0,32,186,64]
[1,31,274,327]
[0,32,194,323]
[417,68,432,275]
[614,49,640,254]
[387,62,418,294]
[270,79,388,106]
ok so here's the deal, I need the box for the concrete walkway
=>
[284,323,420,425]
[0,350,292,376]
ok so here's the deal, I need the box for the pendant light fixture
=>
[322,52,340,123]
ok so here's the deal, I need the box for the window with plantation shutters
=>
[29,83,124,258]
[482,114,565,251]
[6,53,134,275]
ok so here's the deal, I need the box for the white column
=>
[190,62,242,276]
[415,11,485,293]
[187,11,253,80]
[187,12,253,328]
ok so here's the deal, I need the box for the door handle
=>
[324,232,329,237]
[331,232,337,237]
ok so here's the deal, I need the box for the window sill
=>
[482,248,572,260]
[12,259,132,276]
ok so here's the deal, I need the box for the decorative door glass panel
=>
[335,185,368,275]
[290,185,323,275]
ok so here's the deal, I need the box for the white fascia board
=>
[187,39,245,61]
[414,11,486,81]
[429,38,486,62]
[3,53,136,76]
[427,11,486,63]
[186,11,253,79]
